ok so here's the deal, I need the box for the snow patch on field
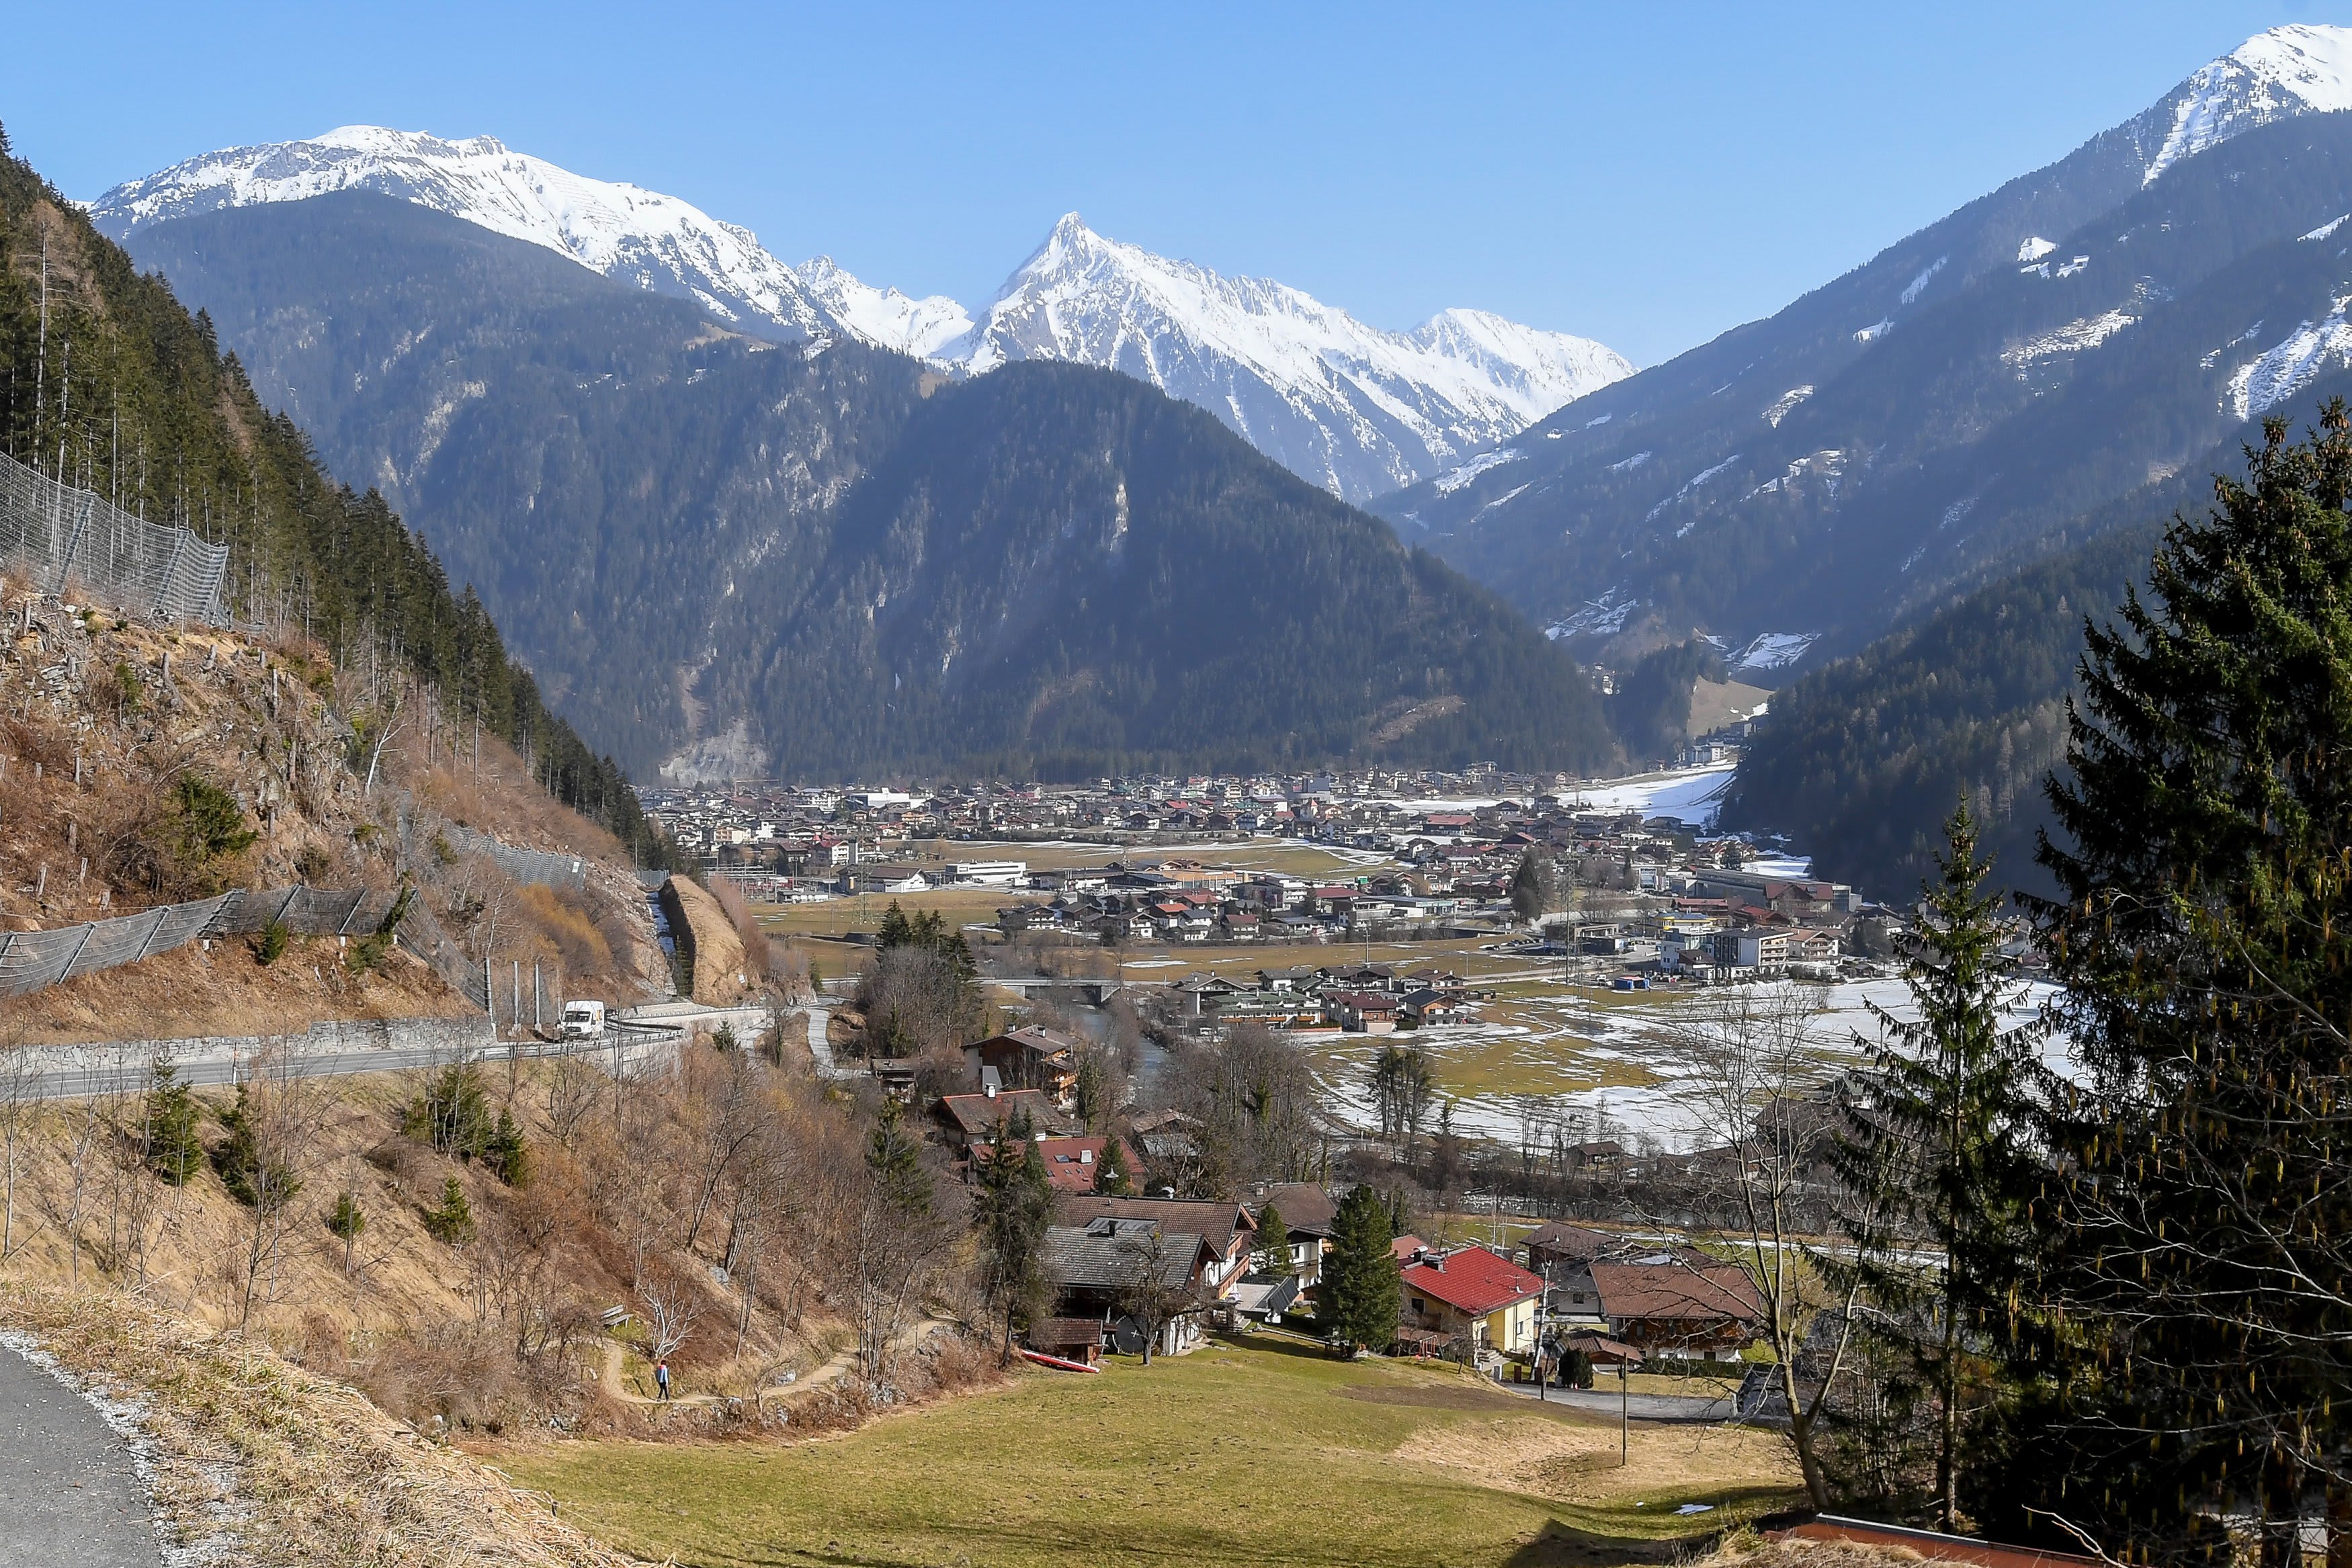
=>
[1470,483,1530,521]
[2201,321,2265,368]
[1546,589,1637,640]
[1646,455,1741,528]
[1742,451,1844,502]
[1728,631,1820,672]
[1900,256,1947,305]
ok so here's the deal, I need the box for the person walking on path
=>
[654,1359,671,1402]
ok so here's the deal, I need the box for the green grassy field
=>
[501,1337,1798,1568]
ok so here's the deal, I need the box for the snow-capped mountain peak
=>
[93,125,851,341]
[939,214,1632,500]
[95,143,1630,500]
[2144,24,2352,186]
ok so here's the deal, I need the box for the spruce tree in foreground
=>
[1834,803,2048,1532]
[1321,1184,1400,1354]
[2017,405,2352,1561]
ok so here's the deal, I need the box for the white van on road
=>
[559,1000,607,1039]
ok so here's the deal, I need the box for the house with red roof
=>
[1399,1244,1546,1356]
[970,1135,1142,1194]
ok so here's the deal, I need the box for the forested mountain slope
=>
[708,363,1611,777]
[128,193,1615,781]
[1719,380,2352,900]
[1372,31,2352,680]
[0,132,663,861]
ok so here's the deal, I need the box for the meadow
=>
[500,1334,1800,1568]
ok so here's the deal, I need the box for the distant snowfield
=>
[1392,760,1742,828]
[1313,977,2066,1151]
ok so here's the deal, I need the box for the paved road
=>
[1498,1379,1735,1423]
[15,1028,685,1102]
[0,1340,160,1567]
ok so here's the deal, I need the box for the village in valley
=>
[628,747,1940,1404]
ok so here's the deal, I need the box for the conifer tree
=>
[1509,851,1548,924]
[1835,802,2048,1530]
[1321,1184,1400,1354]
[866,1099,930,1217]
[2017,404,2352,1559]
[1255,1201,1289,1274]
[1093,1135,1132,1196]
[144,1057,202,1186]
[485,1108,530,1188]
[424,1175,474,1245]
[971,1115,1054,1364]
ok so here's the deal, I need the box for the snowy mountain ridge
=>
[942,214,1631,500]
[2136,24,2352,186]
[89,129,1625,500]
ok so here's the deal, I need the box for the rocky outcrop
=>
[657,875,752,1005]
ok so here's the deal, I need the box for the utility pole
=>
[1620,1351,1630,1467]
[1536,1260,1551,1403]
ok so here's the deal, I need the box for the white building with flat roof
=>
[947,861,1030,886]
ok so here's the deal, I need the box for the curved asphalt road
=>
[0,1340,161,1567]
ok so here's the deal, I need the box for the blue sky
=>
[4,2,2346,365]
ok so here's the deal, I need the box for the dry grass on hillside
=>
[0,1040,996,1447]
[0,592,667,1027]
[0,1285,653,1567]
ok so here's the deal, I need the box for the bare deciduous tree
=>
[543,1052,602,1147]
[1115,1227,1193,1366]
[0,1039,39,1258]
[223,1041,331,1331]
[1663,980,1890,1510]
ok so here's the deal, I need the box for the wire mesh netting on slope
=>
[0,885,488,1009]
[0,449,229,625]
[437,824,586,891]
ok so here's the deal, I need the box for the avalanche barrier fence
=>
[0,884,489,1009]
[0,449,231,626]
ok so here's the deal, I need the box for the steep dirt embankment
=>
[1,1286,645,1567]
[658,875,750,1005]
[0,586,665,1041]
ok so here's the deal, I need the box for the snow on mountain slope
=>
[93,132,1627,498]
[2139,24,2352,185]
[792,255,973,358]
[938,214,1630,502]
[87,126,973,353]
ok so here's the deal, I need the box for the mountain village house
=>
[1398,1244,1546,1358]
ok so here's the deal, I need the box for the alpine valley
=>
[108,192,1614,783]
[82,22,2352,896]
